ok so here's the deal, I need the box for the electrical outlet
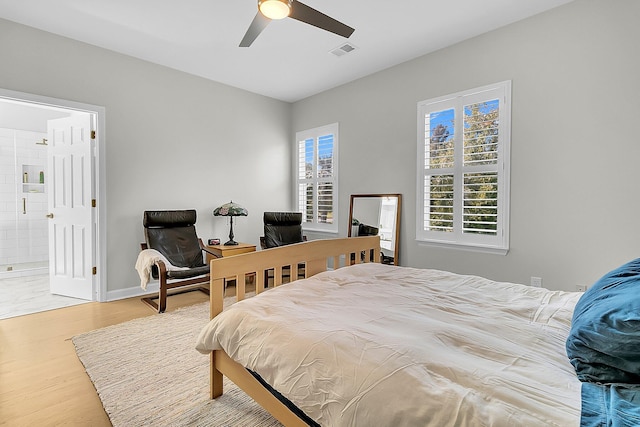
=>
[576,284,587,292]
[531,277,542,288]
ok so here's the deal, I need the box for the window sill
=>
[416,239,509,256]
[302,227,339,235]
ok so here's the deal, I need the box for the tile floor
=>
[0,274,89,320]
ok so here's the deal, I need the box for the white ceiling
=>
[0,0,574,102]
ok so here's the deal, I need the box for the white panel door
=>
[47,114,94,300]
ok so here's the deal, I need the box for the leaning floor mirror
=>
[348,194,402,265]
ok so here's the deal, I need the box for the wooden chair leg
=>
[141,286,209,313]
[139,261,210,313]
[158,276,168,313]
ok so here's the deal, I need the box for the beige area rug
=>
[72,298,283,427]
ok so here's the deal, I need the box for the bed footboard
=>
[207,236,380,424]
[208,236,381,318]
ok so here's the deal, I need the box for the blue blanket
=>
[581,383,640,427]
[566,258,640,426]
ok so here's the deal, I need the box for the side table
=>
[205,243,256,290]
[205,242,256,262]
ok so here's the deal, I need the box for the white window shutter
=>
[295,123,339,233]
[417,82,511,254]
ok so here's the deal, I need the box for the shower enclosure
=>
[0,127,49,278]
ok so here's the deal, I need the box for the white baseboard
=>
[106,282,159,302]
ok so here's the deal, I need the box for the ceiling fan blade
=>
[239,12,271,47]
[289,0,355,39]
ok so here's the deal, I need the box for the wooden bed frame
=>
[208,236,381,426]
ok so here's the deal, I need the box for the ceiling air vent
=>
[330,42,357,57]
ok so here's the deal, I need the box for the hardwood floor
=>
[0,289,212,426]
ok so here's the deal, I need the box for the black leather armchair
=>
[261,211,305,249]
[358,223,379,237]
[140,209,213,313]
[353,223,380,263]
[260,212,306,286]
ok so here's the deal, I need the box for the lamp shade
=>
[213,201,248,246]
[213,201,248,217]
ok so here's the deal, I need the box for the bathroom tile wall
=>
[0,127,48,270]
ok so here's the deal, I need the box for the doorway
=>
[0,88,106,318]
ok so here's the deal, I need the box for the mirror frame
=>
[348,193,402,265]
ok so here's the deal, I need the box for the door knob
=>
[46,213,54,218]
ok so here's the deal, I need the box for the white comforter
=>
[196,263,582,427]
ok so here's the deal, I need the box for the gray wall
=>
[1,0,638,296]
[292,0,640,291]
[0,18,292,298]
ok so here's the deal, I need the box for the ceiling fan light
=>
[258,0,291,20]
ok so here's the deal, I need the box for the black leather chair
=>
[261,212,305,249]
[353,223,380,263]
[260,212,306,286]
[140,209,213,313]
[358,223,379,237]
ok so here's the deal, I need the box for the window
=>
[295,123,339,233]
[416,81,511,254]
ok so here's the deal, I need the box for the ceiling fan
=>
[240,0,355,47]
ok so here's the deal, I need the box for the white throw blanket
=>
[135,249,189,290]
